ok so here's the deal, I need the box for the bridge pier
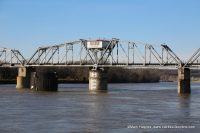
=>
[16,67,35,89]
[89,68,108,92]
[178,67,191,94]
[30,71,58,91]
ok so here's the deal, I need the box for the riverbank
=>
[0,79,160,84]
[0,79,16,84]
[1,78,199,85]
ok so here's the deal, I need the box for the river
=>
[0,82,200,133]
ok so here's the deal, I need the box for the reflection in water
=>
[177,94,191,118]
[0,82,200,133]
[87,95,107,131]
[89,90,108,94]
[178,94,191,108]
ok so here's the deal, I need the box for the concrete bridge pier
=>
[30,71,58,91]
[89,68,108,92]
[16,67,57,91]
[16,67,35,89]
[178,67,191,94]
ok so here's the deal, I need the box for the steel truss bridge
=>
[0,38,200,69]
[0,48,26,67]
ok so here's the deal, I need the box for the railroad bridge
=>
[0,38,200,94]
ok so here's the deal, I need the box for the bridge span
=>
[1,38,200,94]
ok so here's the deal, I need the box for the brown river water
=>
[0,82,200,133]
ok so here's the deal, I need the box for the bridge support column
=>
[30,71,58,91]
[178,67,191,94]
[16,67,34,89]
[89,68,108,92]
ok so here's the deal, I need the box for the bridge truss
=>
[0,48,26,67]
[26,38,183,69]
[1,39,200,69]
[184,48,200,68]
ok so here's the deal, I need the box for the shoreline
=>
[0,79,160,84]
[1,79,200,85]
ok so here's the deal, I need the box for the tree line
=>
[0,67,160,83]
